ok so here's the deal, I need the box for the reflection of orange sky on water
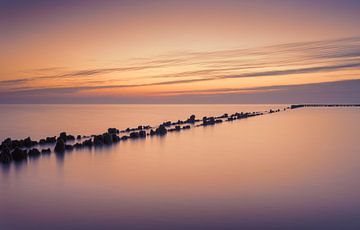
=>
[2,107,360,223]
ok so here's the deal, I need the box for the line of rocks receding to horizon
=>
[290,104,360,109]
[0,108,286,164]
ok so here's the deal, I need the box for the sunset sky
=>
[1,0,360,103]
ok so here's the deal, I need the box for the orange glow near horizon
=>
[0,1,359,103]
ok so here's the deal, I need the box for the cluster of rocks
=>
[290,104,360,109]
[1,109,286,164]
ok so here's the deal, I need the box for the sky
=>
[0,0,360,103]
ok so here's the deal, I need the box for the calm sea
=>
[1,104,360,229]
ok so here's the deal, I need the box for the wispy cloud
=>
[1,36,360,103]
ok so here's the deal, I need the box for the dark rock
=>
[46,136,56,144]
[203,117,215,126]
[67,135,75,141]
[65,145,74,151]
[156,125,167,135]
[0,148,12,163]
[130,132,139,139]
[138,125,143,130]
[162,121,172,127]
[112,134,120,143]
[28,148,41,157]
[76,135,82,140]
[73,143,83,149]
[82,139,93,147]
[1,138,12,149]
[139,130,146,138]
[187,114,196,123]
[103,133,113,145]
[54,139,65,153]
[182,125,191,129]
[24,137,34,147]
[58,132,67,142]
[108,128,119,134]
[175,125,181,131]
[93,135,104,146]
[121,136,129,141]
[41,148,51,154]
[150,129,156,136]
[11,148,28,161]
[39,139,46,145]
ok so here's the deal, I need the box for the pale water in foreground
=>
[1,105,360,229]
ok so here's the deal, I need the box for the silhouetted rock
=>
[76,135,82,140]
[93,135,104,146]
[39,139,46,145]
[108,128,119,134]
[162,121,172,127]
[175,125,181,131]
[130,132,139,139]
[73,143,83,149]
[82,139,93,147]
[112,134,120,143]
[28,148,41,157]
[54,139,65,153]
[67,135,75,141]
[24,137,34,147]
[0,148,12,163]
[46,136,56,144]
[11,148,28,161]
[139,130,146,138]
[187,114,196,124]
[203,117,215,126]
[182,125,191,129]
[150,129,156,136]
[121,135,129,141]
[65,145,74,151]
[156,125,167,135]
[41,148,51,154]
[1,138,12,149]
[58,132,67,142]
[103,133,113,145]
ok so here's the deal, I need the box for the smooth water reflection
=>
[1,105,360,229]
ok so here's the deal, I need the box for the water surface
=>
[1,105,360,229]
